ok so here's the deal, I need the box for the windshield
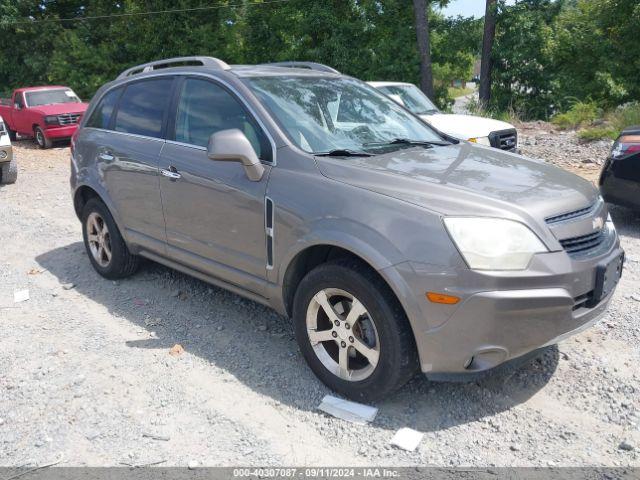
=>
[377,84,439,115]
[245,76,444,154]
[25,89,81,107]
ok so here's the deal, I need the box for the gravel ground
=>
[1,133,639,468]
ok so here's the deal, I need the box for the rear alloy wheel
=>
[86,212,112,268]
[81,198,139,279]
[293,259,418,400]
[34,126,52,149]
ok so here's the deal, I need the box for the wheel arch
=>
[279,240,419,329]
[72,184,125,236]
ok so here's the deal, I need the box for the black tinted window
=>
[114,78,173,138]
[86,87,121,129]
[175,78,270,161]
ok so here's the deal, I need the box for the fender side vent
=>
[265,197,274,269]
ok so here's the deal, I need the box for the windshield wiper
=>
[365,138,448,148]
[314,149,373,157]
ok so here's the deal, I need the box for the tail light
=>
[612,134,640,158]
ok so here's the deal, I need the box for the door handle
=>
[98,152,114,162]
[160,166,181,180]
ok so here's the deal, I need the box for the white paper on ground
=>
[13,289,29,303]
[317,395,378,424]
[390,427,424,451]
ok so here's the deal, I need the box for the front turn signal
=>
[426,292,461,305]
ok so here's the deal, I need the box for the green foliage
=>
[490,0,640,119]
[609,102,640,133]
[551,101,600,130]
[0,1,480,109]
[575,103,640,141]
[490,0,562,119]
[0,0,635,121]
[465,96,523,124]
[577,127,618,141]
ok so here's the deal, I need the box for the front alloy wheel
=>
[307,288,380,381]
[293,259,418,400]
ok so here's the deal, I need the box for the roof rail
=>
[259,61,340,74]
[117,56,230,79]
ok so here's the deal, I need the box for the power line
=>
[6,0,292,25]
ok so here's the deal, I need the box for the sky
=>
[440,0,516,18]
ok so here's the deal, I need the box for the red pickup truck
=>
[0,86,88,149]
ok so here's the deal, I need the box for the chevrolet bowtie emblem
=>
[592,216,604,230]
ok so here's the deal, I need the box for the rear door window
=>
[114,78,174,138]
[86,87,122,130]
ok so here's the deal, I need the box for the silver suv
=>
[71,57,624,399]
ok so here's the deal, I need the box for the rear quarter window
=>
[113,78,174,138]
[86,87,122,130]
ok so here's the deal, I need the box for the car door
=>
[13,93,29,134]
[97,77,175,254]
[158,76,273,295]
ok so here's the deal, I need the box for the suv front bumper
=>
[388,241,624,376]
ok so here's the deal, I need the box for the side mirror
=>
[14,103,21,110]
[207,129,264,182]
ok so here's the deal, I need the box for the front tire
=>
[0,154,17,184]
[81,198,139,279]
[293,258,418,400]
[34,126,53,149]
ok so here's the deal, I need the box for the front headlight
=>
[468,136,491,146]
[45,115,59,126]
[444,217,548,270]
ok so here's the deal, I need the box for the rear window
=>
[113,78,173,138]
[86,87,122,130]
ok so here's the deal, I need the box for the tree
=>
[412,0,434,99]
[479,0,496,106]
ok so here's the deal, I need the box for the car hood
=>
[421,113,514,140]
[315,142,598,221]
[31,103,88,116]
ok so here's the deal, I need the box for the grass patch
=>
[577,127,618,141]
[577,102,640,141]
[465,97,522,124]
[448,86,474,98]
[609,102,640,131]
[551,101,600,129]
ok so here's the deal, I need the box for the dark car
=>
[599,126,640,210]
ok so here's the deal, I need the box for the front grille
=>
[489,129,517,151]
[546,202,597,224]
[560,230,606,254]
[58,113,81,126]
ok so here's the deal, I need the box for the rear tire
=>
[0,154,17,184]
[81,198,139,279]
[34,126,52,149]
[6,125,17,141]
[293,258,418,400]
